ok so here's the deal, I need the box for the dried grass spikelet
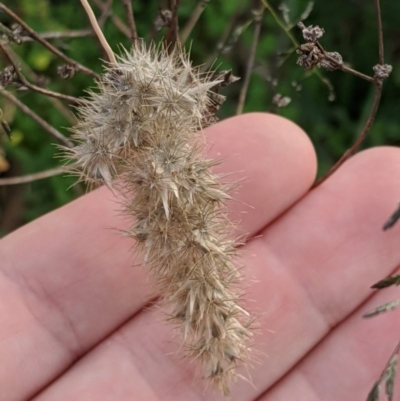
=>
[64,41,252,396]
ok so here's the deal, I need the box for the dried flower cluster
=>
[296,22,343,72]
[0,65,15,87]
[373,63,393,79]
[65,42,251,395]
[298,22,325,43]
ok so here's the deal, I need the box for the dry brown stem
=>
[98,0,114,27]
[0,167,64,186]
[314,41,375,83]
[80,0,117,64]
[5,46,78,125]
[313,0,387,187]
[180,0,209,44]
[165,0,180,45]
[121,0,138,42]
[19,29,93,43]
[92,0,131,38]
[236,6,264,115]
[0,88,73,147]
[0,43,85,106]
[374,0,384,65]
[313,82,383,187]
[0,3,98,78]
[202,3,242,71]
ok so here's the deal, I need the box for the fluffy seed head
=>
[65,41,252,396]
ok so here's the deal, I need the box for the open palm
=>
[1,113,400,401]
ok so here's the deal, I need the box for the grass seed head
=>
[66,41,252,395]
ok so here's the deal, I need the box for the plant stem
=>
[313,0,385,187]
[180,0,209,44]
[0,43,85,106]
[165,0,180,45]
[80,0,117,64]
[374,0,384,64]
[0,167,64,186]
[236,6,264,115]
[92,0,131,37]
[0,88,73,147]
[0,3,98,78]
[313,82,382,187]
[121,0,138,42]
[20,29,93,43]
[261,0,297,45]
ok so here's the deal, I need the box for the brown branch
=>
[374,0,384,65]
[19,29,93,43]
[165,0,180,45]
[0,43,85,106]
[315,42,375,83]
[313,0,386,188]
[180,0,209,44]
[0,22,22,43]
[202,3,242,71]
[98,0,114,28]
[236,7,264,115]
[0,167,64,186]
[0,24,93,44]
[5,46,78,125]
[121,0,138,42]
[0,3,98,78]
[92,0,131,38]
[0,88,73,148]
[80,0,116,64]
[313,83,382,187]
[340,64,375,83]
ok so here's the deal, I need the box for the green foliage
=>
[0,0,399,234]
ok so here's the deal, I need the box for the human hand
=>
[1,113,400,401]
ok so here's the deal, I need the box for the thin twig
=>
[19,29,93,43]
[0,167,64,186]
[6,46,78,124]
[261,0,334,98]
[202,2,243,71]
[315,42,375,83]
[121,0,138,42]
[92,0,131,38]
[374,0,384,65]
[0,24,93,44]
[0,22,22,43]
[313,83,382,187]
[261,0,297,45]
[236,7,264,115]
[165,0,180,45]
[0,88,73,147]
[80,0,117,64]
[0,43,85,105]
[180,0,209,44]
[0,3,98,78]
[98,0,114,28]
[313,0,386,187]
[340,64,375,83]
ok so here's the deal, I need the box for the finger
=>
[31,147,400,401]
[259,280,400,401]
[0,112,316,401]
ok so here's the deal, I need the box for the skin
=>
[1,112,400,401]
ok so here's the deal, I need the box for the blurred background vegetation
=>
[0,0,399,236]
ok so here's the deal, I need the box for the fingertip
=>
[206,112,317,235]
